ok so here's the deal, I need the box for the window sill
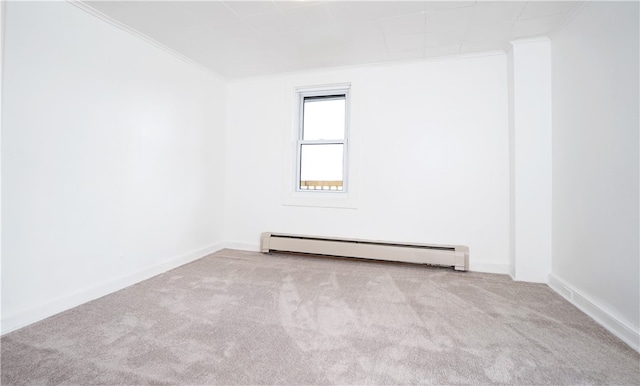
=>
[282,190,358,209]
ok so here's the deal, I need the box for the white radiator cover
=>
[260,232,469,271]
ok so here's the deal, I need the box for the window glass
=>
[296,87,349,193]
[302,97,345,140]
[299,144,344,191]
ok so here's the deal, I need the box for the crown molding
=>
[549,0,591,39]
[510,36,551,46]
[67,1,226,82]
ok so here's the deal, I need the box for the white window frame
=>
[295,86,350,193]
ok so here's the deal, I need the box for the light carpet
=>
[2,249,639,385]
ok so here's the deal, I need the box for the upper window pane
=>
[302,96,345,140]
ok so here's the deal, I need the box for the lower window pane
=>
[299,144,344,191]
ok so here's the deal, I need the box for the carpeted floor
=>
[2,249,639,385]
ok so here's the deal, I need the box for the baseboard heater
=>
[260,232,469,271]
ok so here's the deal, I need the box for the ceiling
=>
[84,1,584,78]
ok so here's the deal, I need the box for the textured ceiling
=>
[84,1,584,78]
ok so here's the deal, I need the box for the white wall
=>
[550,1,639,349]
[225,54,510,273]
[1,2,227,333]
[0,1,5,325]
[509,38,552,283]
[507,49,515,278]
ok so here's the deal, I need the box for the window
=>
[296,86,350,192]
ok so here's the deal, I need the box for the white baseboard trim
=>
[469,261,511,275]
[1,242,225,335]
[220,242,261,252]
[548,273,640,353]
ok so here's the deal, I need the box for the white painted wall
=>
[509,39,552,283]
[507,49,516,278]
[1,2,227,333]
[551,1,639,348]
[224,54,510,273]
[0,0,5,324]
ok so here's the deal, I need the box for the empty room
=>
[1,0,639,384]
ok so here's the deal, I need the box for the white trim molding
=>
[1,243,225,335]
[281,79,361,210]
[0,0,5,337]
[548,273,640,352]
[469,261,511,275]
[510,36,551,47]
[221,242,261,252]
[67,1,225,82]
[548,0,591,40]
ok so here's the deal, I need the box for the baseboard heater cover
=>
[260,232,469,271]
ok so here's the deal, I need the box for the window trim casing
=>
[295,86,351,193]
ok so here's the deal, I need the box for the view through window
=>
[297,89,349,192]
